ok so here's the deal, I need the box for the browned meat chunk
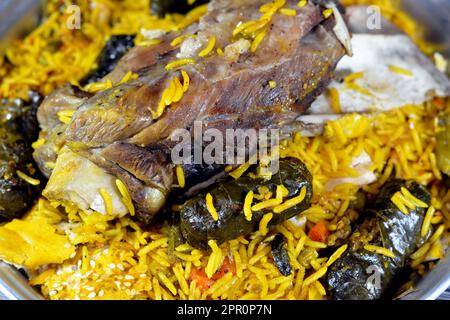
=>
[35,0,348,223]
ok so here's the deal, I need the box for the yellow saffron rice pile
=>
[0,99,444,300]
[0,0,186,100]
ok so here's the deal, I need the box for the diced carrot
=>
[308,221,329,243]
[433,97,445,109]
[189,268,214,291]
[189,257,236,291]
[212,257,236,280]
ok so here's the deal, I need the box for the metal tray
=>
[0,0,449,300]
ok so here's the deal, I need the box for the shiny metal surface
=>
[403,0,450,59]
[0,0,449,300]
[0,262,42,300]
[0,0,44,54]
[401,250,450,300]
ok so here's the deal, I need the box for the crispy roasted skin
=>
[35,0,347,223]
[66,1,344,147]
[33,85,90,177]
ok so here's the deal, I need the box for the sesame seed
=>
[125,275,134,280]
[81,271,92,278]
[99,290,105,297]
[88,292,96,299]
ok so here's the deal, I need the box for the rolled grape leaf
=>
[271,234,292,276]
[80,35,136,85]
[326,179,431,300]
[179,158,313,250]
[150,0,209,17]
[0,92,43,221]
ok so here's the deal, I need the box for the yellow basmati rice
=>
[206,193,219,221]
[388,64,413,77]
[421,206,436,237]
[303,266,327,287]
[326,244,348,267]
[99,188,113,216]
[0,0,447,302]
[322,8,333,18]
[401,187,429,208]
[176,165,186,188]
[280,8,297,16]
[198,36,216,57]
[16,170,41,186]
[115,179,135,216]
[364,245,396,258]
[252,198,282,211]
[259,213,273,236]
[244,191,254,221]
[181,70,190,92]
[273,187,306,213]
[297,0,307,7]
[165,58,196,71]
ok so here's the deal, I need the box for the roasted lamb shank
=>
[34,0,349,223]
